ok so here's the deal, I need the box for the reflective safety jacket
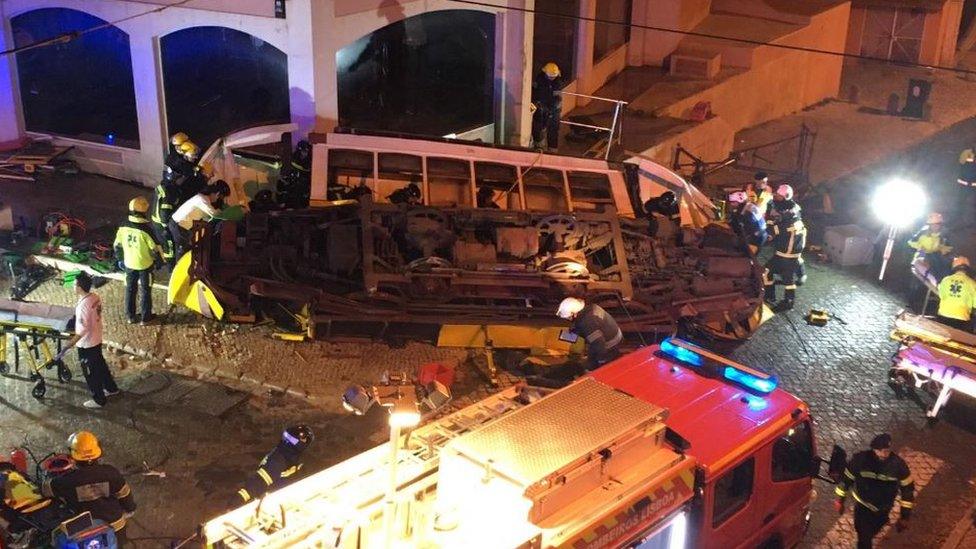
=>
[113,216,162,271]
[768,218,807,258]
[938,270,976,321]
[238,444,304,503]
[570,304,623,361]
[2,470,51,514]
[44,463,136,531]
[835,450,914,519]
[746,187,773,216]
[908,227,951,258]
[151,180,181,226]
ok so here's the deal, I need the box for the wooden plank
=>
[31,254,169,291]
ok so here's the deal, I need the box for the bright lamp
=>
[871,178,927,228]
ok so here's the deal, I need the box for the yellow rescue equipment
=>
[167,252,225,320]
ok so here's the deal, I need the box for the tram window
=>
[475,162,521,209]
[522,168,568,211]
[427,157,472,207]
[568,171,614,211]
[377,153,423,203]
[328,149,374,199]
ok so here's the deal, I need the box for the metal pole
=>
[879,224,898,281]
[384,422,402,549]
[606,102,622,161]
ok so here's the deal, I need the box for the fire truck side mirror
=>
[812,445,847,483]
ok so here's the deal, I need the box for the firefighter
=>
[956,145,976,223]
[477,185,500,208]
[170,181,230,258]
[0,463,67,537]
[727,191,766,255]
[936,256,976,331]
[531,62,565,151]
[746,172,774,216]
[764,186,807,311]
[907,212,952,281]
[114,197,163,325]
[556,297,623,370]
[164,132,195,183]
[644,191,680,238]
[151,174,181,267]
[834,433,914,549]
[43,431,136,544]
[388,182,422,205]
[180,158,212,203]
[238,425,314,503]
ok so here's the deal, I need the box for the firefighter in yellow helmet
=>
[164,133,195,183]
[531,62,564,151]
[44,432,136,542]
[114,197,163,325]
[937,256,976,331]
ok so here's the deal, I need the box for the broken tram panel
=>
[170,131,764,340]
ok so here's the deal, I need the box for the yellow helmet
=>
[542,62,560,78]
[128,196,149,213]
[170,132,189,147]
[953,256,971,269]
[179,141,200,160]
[68,431,102,461]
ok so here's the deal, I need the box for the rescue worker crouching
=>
[43,431,136,545]
[531,62,564,151]
[763,185,806,311]
[835,433,914,549]
[936,256,976,332]
[727,191,766,255]
[556,297,623,371]
[907,212,952,282]
[238,425,314,503]
[114,197,164,325]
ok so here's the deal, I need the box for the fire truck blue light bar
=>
[660,338,703,366]
[659,338,778,394]
[723,366,777,394]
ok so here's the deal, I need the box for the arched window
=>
[337,10,495,137]
[11,8,139,147]
[160,27,290,150]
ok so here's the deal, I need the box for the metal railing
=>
[557,91,628,160]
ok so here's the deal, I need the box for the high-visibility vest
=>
[113,217,161,270]
[938,271,976,321]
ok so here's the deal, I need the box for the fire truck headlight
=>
[668,512,688,549]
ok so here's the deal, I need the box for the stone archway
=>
[11,7,139,147]
[160,26,291,150]
[336,9,495,137]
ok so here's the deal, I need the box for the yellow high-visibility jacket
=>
[113,216,162,270]
[938,270,976,321]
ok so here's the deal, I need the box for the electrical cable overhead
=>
[0,0,196,57]
[447,0,976,76]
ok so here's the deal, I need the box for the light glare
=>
[871,179,926,228]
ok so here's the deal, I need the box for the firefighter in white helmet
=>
[557,297,623,370]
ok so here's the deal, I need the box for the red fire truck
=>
[201,338,830,548]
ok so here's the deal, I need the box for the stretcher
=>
[889,311,976,418]
[0,298,75,399]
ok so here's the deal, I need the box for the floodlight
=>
[389,397,421,428]
[871,178,926,228]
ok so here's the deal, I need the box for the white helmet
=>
[728,191,748,204]
[927,212,944,225]
[557,297,585,320]
[775,184,794,200]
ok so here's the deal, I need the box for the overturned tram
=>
[169,131,764,340]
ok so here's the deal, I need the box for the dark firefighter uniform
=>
[151,179,181,266]
[1,468,68,535]
[531,66,565,150]
[835,447,914,548]
[114,203,163,324]
[937,267,976,331]
[764,205,806,309]
[571,304,623,370]
[238,426,314,503]
[44,463,136,535]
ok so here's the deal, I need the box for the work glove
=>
[896,518,909,532]
[833,499,845,515]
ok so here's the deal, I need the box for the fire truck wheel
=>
[32,381,46,399]
[57,362,72,382]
